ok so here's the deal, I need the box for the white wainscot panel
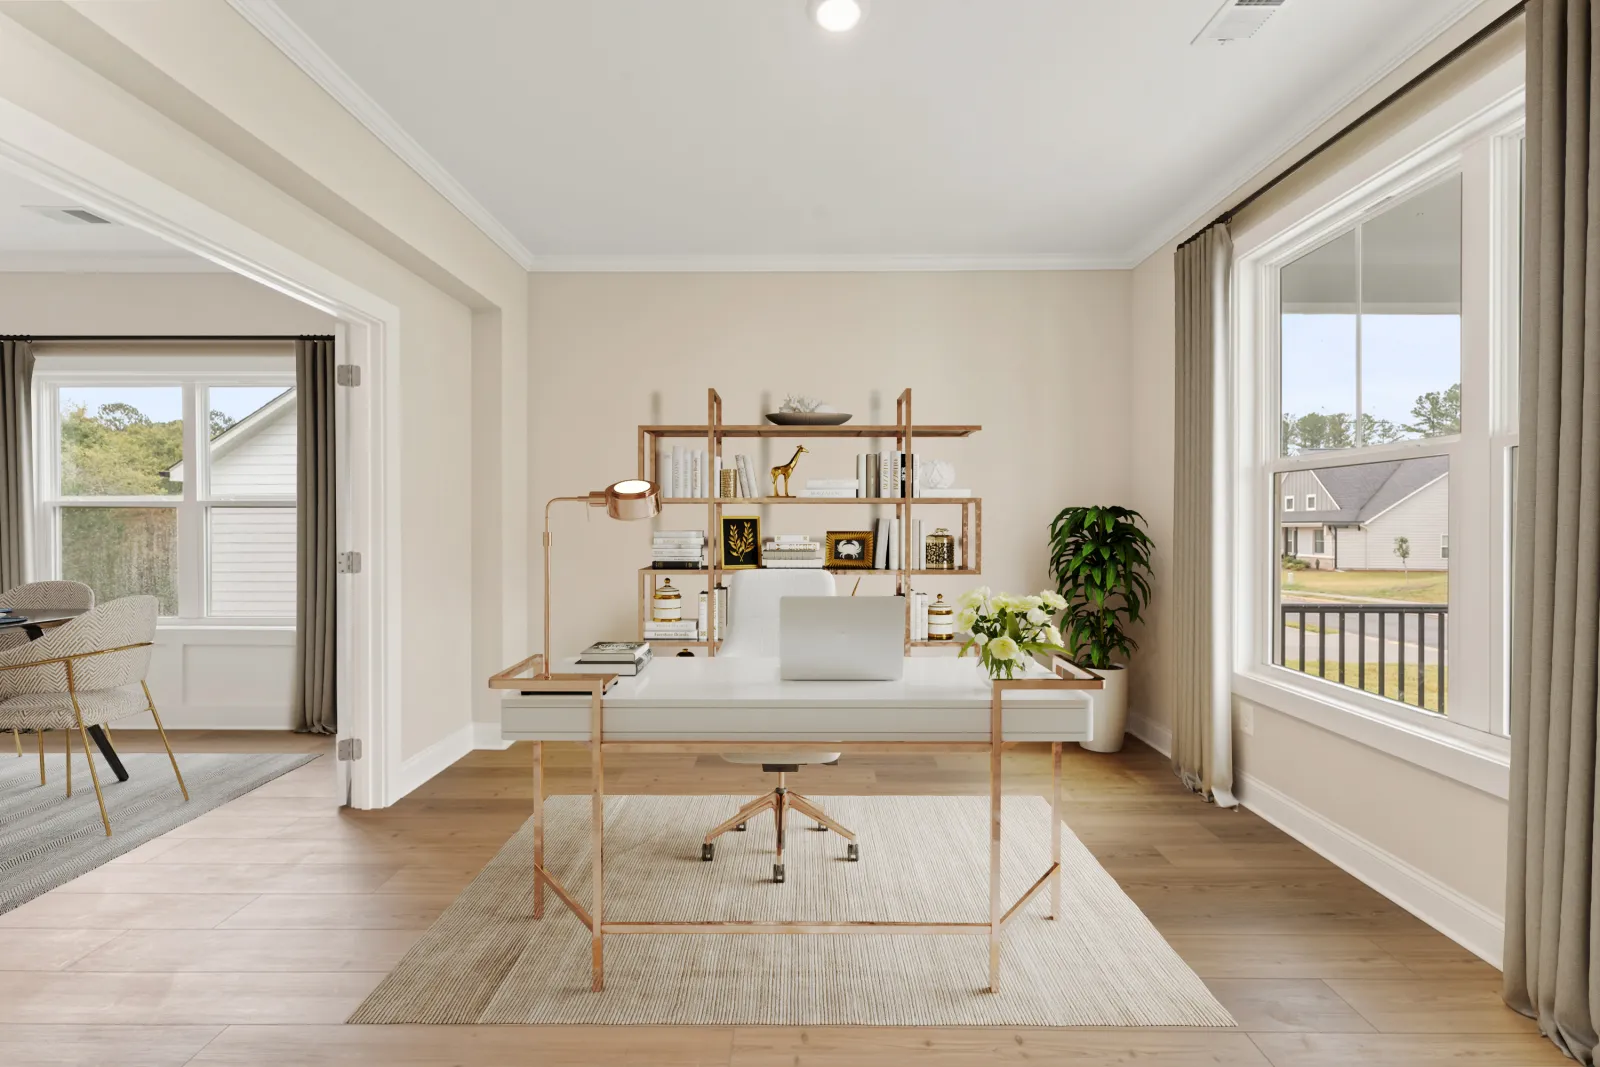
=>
[133,626,296,730]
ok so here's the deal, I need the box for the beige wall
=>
[526,271,1133,667]
[0,271,335,334]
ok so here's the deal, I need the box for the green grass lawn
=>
[1281,568,1448,603]
[1280,658,1447,714]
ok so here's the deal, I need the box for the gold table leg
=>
[532,741,544,920]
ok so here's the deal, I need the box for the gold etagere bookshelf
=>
[637,388,982,652]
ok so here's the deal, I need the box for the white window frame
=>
[1231,90,1522,781]
[1313,526,1326,556]
[1283,494,1295,511]
[31,353,296,627]
[1305,494,1317,510]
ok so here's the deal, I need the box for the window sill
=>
[156,620,295,634]
[1233,669,1510,800]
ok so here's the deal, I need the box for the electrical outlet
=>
[1239,705,1254,736]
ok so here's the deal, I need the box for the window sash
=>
[1233,98,1523,743]
[32,360,295,624]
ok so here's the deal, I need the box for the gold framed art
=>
[825,530,875,569]
[720,516,761,569]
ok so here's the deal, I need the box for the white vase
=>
[1080,664,1128,753]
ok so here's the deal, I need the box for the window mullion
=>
[177,381,204,620]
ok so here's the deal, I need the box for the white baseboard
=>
[1236,771,1504,968]
[1126,710,1172,757]
[110,708,295,731]
[474,720,513,750]
[391,723,474,802]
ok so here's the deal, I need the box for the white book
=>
[799,489,856,498]
[773,534,813,543]
[671,446,684,498]
[733,455,749,498]
[855,455,866,497]
[763,559,826,569]
[806,479,859,488]
[873,518,889,569]
[878,454,892,499]
[892,452,904,499]
[889,518,900,570]
[657,446,671,496]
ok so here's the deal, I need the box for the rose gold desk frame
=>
[491,653,1102,993]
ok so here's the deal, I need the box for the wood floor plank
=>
[0,971,383,1025]
[728,1027,1272,1066]
[0,927,124,970]
[1204,979,1373,1033]
[65,928,424,973]
[53,862,403,895]
[0,1024,223,1067]
[1323,978,1540,1034]
[186,1024,735,1065]
[0,892,258,929]
[1249,1031,1571,1066]
[214,892,457,930]
[1162,935,1414,979]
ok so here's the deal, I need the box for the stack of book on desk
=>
[762,535,823,568]
[652,530,705,569]
[575,641,653,675]
[798,479,859,499]
[643,618,699,642]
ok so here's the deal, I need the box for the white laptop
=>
[779,596,905,681]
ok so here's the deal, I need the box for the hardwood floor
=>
[0,730,1551,1065]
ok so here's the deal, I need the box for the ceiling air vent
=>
[24,205,116,225]
[1194,0,1290,43]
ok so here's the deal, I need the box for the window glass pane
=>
[1360,175,1462,442]
[59,386,183,496]
[1281,230,1358,454]
[1275,458,1449,714]
[207,386,296,497]
[60,506,178,615]
[208,507,296,617]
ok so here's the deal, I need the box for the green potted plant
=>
[1048,505,1154,752]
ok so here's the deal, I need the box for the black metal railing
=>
[1278,603,1448,715]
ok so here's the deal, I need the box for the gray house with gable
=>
[1280,456,1448,572]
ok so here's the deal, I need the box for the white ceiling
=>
[0,166,216,271]
[257,0,1484,269]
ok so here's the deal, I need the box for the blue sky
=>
[60,385,290,425]
[1282,313,1459,430]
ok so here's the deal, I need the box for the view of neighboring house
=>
[1280,456,1449,572]
[164,388,297,617]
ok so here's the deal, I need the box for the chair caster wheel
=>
[773,864,785,884]
[847,843,859,862]
[701,843,715,861]
[735,822,746,831]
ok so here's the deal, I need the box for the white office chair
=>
[701,569,858,883]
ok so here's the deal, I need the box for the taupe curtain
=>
[1172,226,1236,806]
[292,337,336,734]
[0,339,32,593]
[1505,3,1600,1059]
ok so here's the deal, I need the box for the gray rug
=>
[352,794,1233,1027]
[0,748,315,914]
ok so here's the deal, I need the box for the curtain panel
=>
[1505,2,1600,1060]
[0,339,33,593]
[1171,226,1236,806]
[293,337,337,734]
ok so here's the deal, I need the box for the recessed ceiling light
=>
[810,0,864,33]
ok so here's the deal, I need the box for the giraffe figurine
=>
[770,445,809,498]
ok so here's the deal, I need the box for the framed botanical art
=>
[825,530,875,569]
[720,515,761,569]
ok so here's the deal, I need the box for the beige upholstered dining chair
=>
[1,581,95,755]
[701,569,859,884]
[0,595,185,835]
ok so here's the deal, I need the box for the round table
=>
[1,607,129,782]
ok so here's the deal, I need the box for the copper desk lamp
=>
[540,479,661,680]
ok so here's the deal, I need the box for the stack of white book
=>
[910,592,930,640]
[644,618,699,641]
[652,529,706,569]
[656,446,720,499]
[798,479,859,499]
[762,535,823,568]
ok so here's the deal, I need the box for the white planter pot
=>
[1080,664,1128,753]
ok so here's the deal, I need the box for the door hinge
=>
[335,364,361,387]
[337,737,362,761]
[337,551,362,574]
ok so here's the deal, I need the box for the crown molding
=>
[1126,0,1500,266]
[0,251,227,273]
[226,0,538,270]
[525,253,1136,273]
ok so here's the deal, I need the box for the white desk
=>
[495,653,1101,993]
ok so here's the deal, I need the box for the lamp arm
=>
[542,494,603,679]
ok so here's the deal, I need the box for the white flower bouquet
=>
[956,586,1068,680]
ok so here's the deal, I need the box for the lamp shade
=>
[603,479,660,521]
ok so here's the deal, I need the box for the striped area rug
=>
[0,748,314,914]
[351,794,1234,1027]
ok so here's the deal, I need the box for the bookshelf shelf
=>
[637,389,983,652]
